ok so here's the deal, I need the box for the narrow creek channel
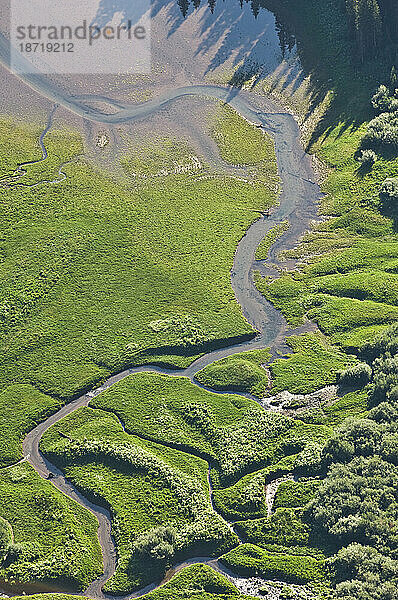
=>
[2,85,321,600]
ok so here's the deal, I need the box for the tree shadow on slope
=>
[95,0,389,147]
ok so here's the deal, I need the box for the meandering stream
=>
[2,81,321,599]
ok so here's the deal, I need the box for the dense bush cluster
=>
[379,176,398,202]
[308,325,398,599]
[337,362,372,387]
[362,79,398,152]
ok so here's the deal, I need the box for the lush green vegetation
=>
[5,1,398,595]
[303,324,398,599]
[0,115,278,403]
[40,405,237,593]
[194,349,271,397]
[234,508,316,552]
[269,334,356,395]
[0,384,61,467]
[90,372,332,483]
[0,119,44,178]
[212,460,299,521]
[0,462,102,590]
[220,544,325,584]
[255,98,398,354]
[274,480,321,510]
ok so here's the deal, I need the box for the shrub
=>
[379,177,398,202]
[357,149,377,166]
[363,112,398,149]
[337,363,372,387]
[5,542,26,563]
[371,85,398,113]
[133,526,177,562]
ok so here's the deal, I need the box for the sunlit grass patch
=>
[0,463,102,590]
[195,349,271,397]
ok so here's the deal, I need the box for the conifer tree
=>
[178,0,190,17]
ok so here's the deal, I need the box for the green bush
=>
[363,112,398,150]
[357,149,377,166]
[337,363,372,387]
[133,526,177,562]
[371,85,398,113]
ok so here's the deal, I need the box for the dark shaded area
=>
[175,0,398,148]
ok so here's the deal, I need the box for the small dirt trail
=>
[2,85,321,600]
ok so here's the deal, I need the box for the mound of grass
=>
[143,563,244,599]
[0,462,102,591]
[195,349,271,397]
[40,406,237,594]
[269,334,356,396]
[211,429,331,522]
[220,544,325,583]
[0,385,61,467]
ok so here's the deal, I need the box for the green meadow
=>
[2,1,398,593]
[0,111,278,404]
[0,462,102,590]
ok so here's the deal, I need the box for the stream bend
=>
[9,84,321,599]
